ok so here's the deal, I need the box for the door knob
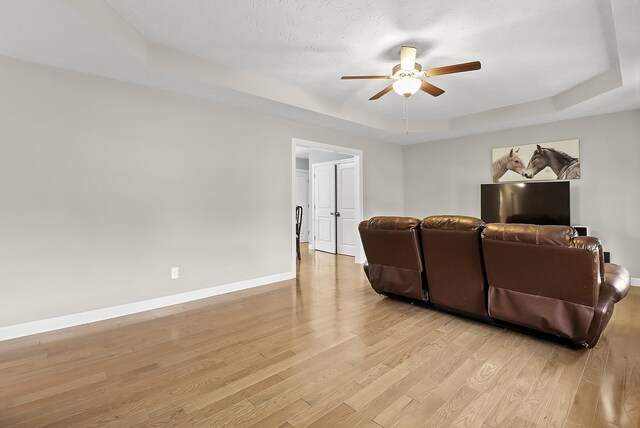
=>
[335,212,341,217]
[329,213,334,216]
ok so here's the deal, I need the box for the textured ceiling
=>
[105,0,610,118]
[1,0,639,144]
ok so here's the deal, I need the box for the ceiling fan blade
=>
[400,46,417,70]
[341,75,390,80]
[420,81,445,97]
[424,61,481,77]
[369,85,394,100]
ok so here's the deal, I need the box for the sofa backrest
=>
[420,215,488,318]
[358,216,427,301]
[482,223,603,341]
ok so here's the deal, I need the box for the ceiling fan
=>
[341,46,481,100]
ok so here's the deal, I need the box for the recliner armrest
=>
[572,236,605,282]
[603,263,630,303]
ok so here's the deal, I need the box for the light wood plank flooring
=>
[1,244,639,427]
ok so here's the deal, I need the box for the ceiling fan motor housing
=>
[392,63,423,77]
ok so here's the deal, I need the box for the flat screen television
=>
[481,181,570,226]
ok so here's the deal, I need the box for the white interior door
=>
[337,162,356,256]
[314,164,336,253]
[295,170,309,242]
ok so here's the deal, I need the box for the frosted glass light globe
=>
[392,77,422,97]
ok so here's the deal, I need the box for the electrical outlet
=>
[171,267,179,279]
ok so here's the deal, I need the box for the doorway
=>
[291,138,364,271]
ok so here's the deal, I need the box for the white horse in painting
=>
[492,148,527,182]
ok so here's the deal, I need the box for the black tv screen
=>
[481,181,570,226]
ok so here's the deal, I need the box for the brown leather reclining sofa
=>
[359,215,630,348]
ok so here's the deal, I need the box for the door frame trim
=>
[291,138,364,271]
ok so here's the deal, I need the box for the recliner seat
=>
[420,215,488,318]
[482,223,630,347]
[358,216,428,302]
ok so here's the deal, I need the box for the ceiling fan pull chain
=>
[402,96,406,122]
[404,96,409,135]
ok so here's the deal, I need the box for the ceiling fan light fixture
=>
[392,77,421,97]
[341,46,480,103]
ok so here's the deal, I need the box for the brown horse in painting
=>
[524,145,580,179]
[492,148,526,182]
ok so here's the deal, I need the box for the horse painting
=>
[492,148,526,182]
[524,144,580,180]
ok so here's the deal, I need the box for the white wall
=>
[0,56,404,328]
[403,109,640,277]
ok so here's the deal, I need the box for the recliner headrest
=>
[421,215,485,232]
[359,216,421,232]
[482,223,576,246]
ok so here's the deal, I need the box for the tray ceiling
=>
[1,0,638,144]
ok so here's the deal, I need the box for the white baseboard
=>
[631,277,640,287]
[0,271,295,342]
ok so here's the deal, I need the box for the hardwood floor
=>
[1,244,639,427]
